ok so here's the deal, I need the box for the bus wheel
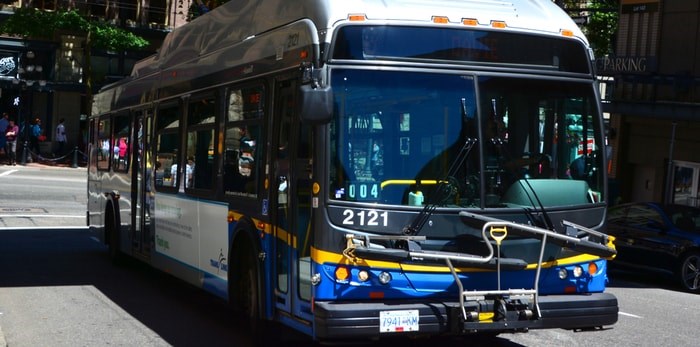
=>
[106,206,122,264]
[237,249,263,332]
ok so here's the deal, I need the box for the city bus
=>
[87,0,618,342]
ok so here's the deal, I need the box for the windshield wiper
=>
[403,98,475,236]
[517,178,554,230]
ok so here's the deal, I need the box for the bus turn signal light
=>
[335,266,349,281]
[432,16,450,24]
[588,262,598,275]
[491,20,507,29]
[462,18,479,26]
[560,29,574,37]
[348,14,367,21]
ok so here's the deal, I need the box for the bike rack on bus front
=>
[344,213,617,326]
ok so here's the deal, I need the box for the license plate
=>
[379,310,419,333]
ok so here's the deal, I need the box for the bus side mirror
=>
[299,84,332,124]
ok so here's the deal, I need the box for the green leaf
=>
[0,8,148,51]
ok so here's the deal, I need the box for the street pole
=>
[20,140,27,165]
[15,91,27,166]
[72,146,78,168]
[665,122,677,205]
[13,50,46,166]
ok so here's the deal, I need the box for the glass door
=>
[672,161,700,207]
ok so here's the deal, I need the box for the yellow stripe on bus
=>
[311,247,603,272]
[229,210,605,270]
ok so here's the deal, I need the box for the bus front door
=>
[273,78,314,324]
[131,110,154,258]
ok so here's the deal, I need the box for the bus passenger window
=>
[113,114,131,172]
[224,86,263,198]
[96,118,111,170]
[185,156,195,188]
[224,125,259,196]
[186,95,215,191]
[185,129,214,190]
[155,105,180,190]
[154,161,164,186]
[170,161,179,186]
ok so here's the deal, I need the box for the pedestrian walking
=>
[30,118,42,156]
[0,112,8,160]
[55,118,67,157]
[5,119,19,165]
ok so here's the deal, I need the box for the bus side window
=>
[96,117,111,171]
[155,105,180,191]
[224,125,258,195]
[186,95,216,191]
[224,85,263,197]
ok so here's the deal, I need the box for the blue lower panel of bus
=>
[312,292,618,340]
[202,273,228,300]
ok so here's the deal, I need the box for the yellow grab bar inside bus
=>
[380,179,440,189]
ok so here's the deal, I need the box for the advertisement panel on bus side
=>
[154,194,229,282]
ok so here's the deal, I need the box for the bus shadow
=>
[0,228,259,346]
[0,227,531,347]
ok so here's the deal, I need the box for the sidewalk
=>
[1,159,84,346]
[1,156,86,170]
[1,146,87,170]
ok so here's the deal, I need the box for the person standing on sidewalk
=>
[55,118,67,157]
[0,112,8,161]
[30,118,43,157]
[5,119,19,165]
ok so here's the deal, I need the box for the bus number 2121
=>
[342,209,388,227]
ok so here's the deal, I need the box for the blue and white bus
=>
[87,0,618,343]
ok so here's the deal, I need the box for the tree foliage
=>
[556,0,619,58]
[585,0,619,58]
[0,7,148,51]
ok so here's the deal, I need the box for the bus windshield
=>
[329,69,605,208]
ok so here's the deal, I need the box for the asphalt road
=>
[3,225,700,347]
[2,163,700,346]
[0,227,258,346]
[0,162,85,229]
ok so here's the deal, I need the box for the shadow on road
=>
[0,227,261,346]
[0,228,529,347]
[607,263,684,293]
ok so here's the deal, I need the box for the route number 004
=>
[342,209,388,227]
[347,182,379,200]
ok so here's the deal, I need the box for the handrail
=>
[344,213,617,323]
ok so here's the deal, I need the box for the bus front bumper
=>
[313,292,618,340]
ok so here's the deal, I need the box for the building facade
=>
[0,0,189,160]
[602,0,700,206]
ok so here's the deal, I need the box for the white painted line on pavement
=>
[619,311,643,319]
[0,170,18,177]
[0,214,84,218]
[0,226,88,230]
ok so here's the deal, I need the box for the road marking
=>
[0,214,84,218]
[0,170,18,177]
[619,311,643,319]
[0,208,47,213]
[0,226,88,230]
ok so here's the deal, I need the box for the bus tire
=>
[231,236,264,333]
[105,203,123,264]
